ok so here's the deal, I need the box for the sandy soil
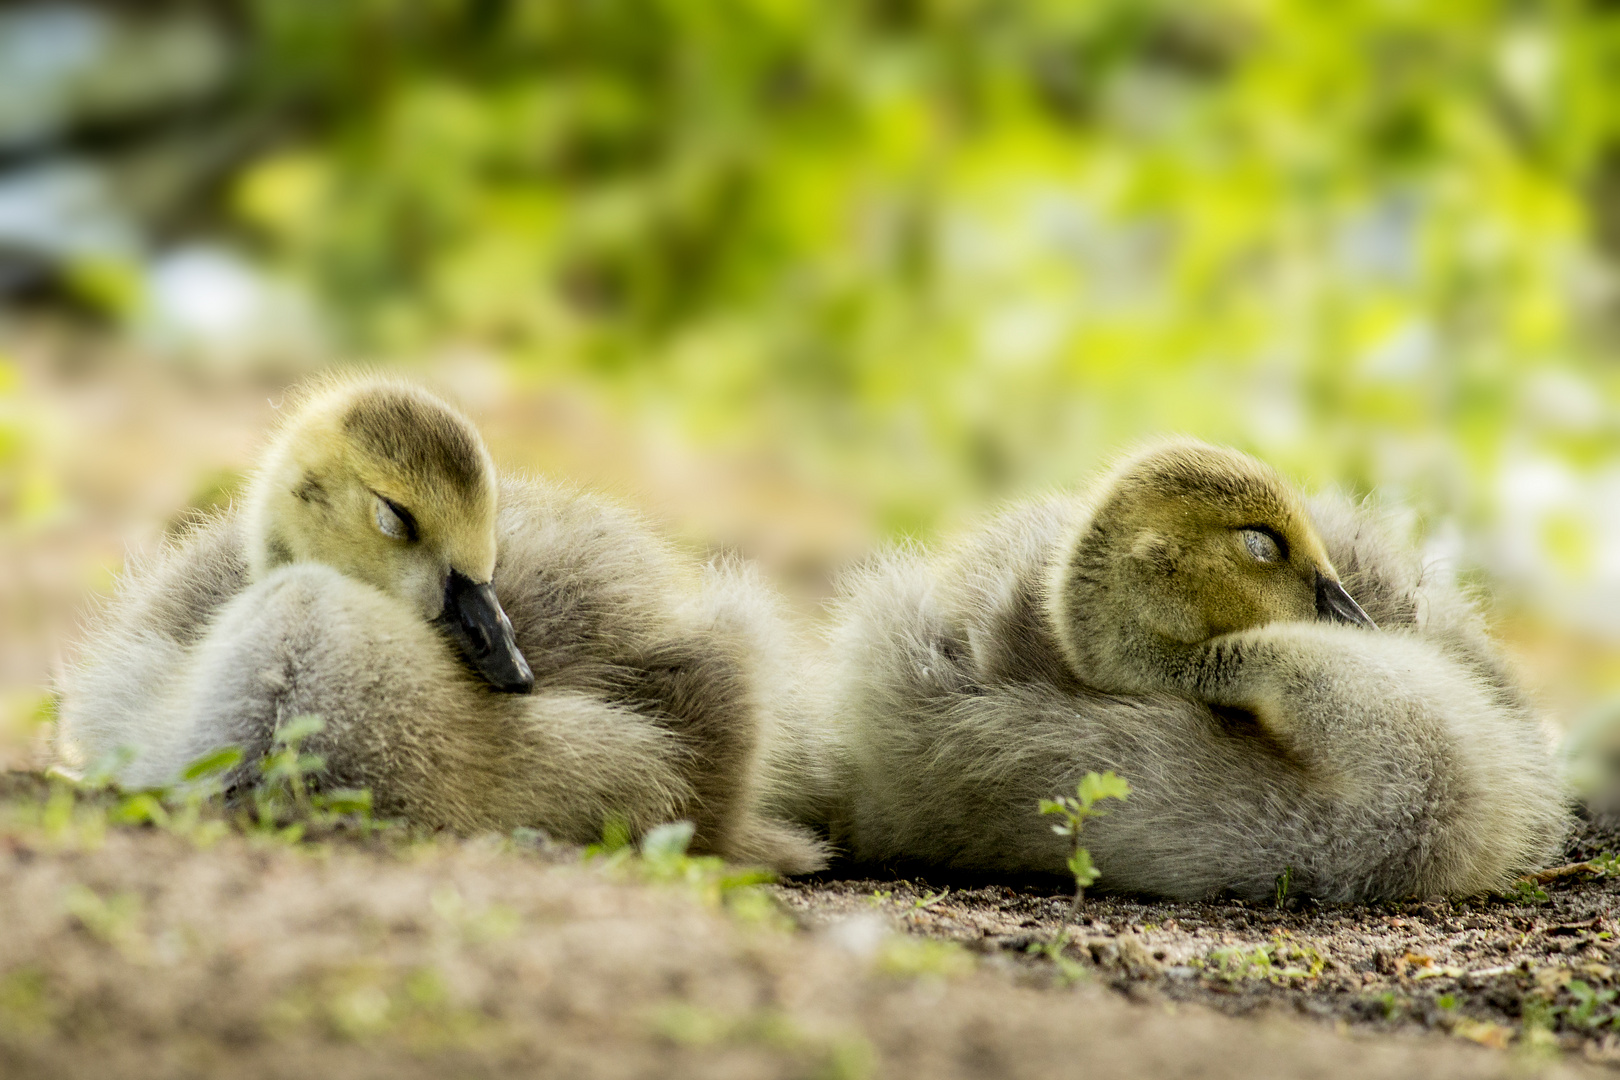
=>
[0,774,1611,1080]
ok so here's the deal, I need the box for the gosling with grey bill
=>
[804,440,1569,901]
[58,376,823,873]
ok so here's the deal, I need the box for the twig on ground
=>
[1517,859,1612,885]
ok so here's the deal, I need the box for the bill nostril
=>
[441,570,531,692]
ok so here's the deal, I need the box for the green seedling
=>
[1588,851,1620,877]
[1560,979,1619,1030]
[239,716,388,838]
[585,817,776,911]
[79,746,136,790]
[585,813,634,859]
[1026,930,1089,987]
[257,714,328,824]
[1039,770,1130,917]
[161,745,244,843]
[1511,879,1549,906]
[1274,865,1294,908]
[1203,936,1325,983]
[10,720,384,856]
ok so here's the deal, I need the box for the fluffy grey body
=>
[811,479,1568,900]
[58,380,822,873]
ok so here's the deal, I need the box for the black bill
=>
[1316,571,1376,630]
[438,570,534,693]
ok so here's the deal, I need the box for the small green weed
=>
[1557,979,1620,1030]
[12,716,389,854]
[1026,930,1089,987]
[1510,879,1550,905]
[1039,770,1130,917]
[585,813,634,857]
[1274,865,1294,908]
[586,818,779,913]
[1590,851,1620,876]
[251,716,320,835]
[236,716,390,840]
[79,746,136,789]
[1201,935,1325,983]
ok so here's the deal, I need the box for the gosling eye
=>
[374,495,419,542]
[1238,527,1284,564]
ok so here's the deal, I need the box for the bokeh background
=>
[1,2,1617,776]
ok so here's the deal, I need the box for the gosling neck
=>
[1044,516,1142,693]
[241,443,307,582]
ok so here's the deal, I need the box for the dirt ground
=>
[0,774,1614,1080]
[779,805,1620,1068]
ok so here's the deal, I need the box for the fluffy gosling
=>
[806,440,1568,900]
[58,376,823,872]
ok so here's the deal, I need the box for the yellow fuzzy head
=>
[1047,438,1372,691]
[242,376,499,621]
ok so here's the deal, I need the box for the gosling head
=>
[1046,439,1374,694]
[242,376,534,694]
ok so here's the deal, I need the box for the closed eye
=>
[374,494,419,542]
[1238,526,1286,563]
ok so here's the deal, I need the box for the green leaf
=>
[274,715,325,746]
[596,814,633,854]
[181,746,244,782]
[1067,847,1100,889]
[1511,879,1549,905]
[1077,771,1131,810]
[81,746,136,789]
[316,788,373,815]
[641,820,696,859]
[112,792,168,827]
[718,869,779,891]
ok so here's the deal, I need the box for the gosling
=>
[810,439,1569,900]
[58,376,823,872]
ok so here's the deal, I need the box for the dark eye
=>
[374,495,418,542]
[1239,527,1283,564]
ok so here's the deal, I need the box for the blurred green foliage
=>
[221,2,1619,537]
[0,352,64,537]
